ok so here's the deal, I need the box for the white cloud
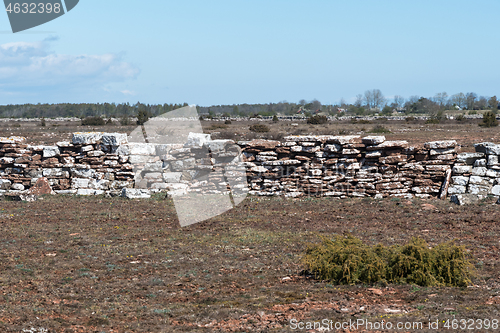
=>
[120,90,136,96]
[0,38,140,92]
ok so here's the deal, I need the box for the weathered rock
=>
[362,136,385,145]
[72,132,103,145]
[0,179,11,190]
[28,177,54,195]
[457,152,484,165]
[43,146,60,158]
[186,132,211,147]
[450,194,480,205]
[424,140,457,149]
[102,133,128,146]
[122,188,151,199]
[474,142,500,155]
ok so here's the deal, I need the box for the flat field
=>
[0,117,499,151]
[0,195,500,332]
[0,118,499,332]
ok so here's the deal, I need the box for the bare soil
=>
[0,194,499,332]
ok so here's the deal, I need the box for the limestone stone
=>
[102,133,128,146]
[362,136,385,145]
[43,146,60,158]
[450,194,480,205]
[424,140,457,149]
[448,185,466,195]
[452,176,469,186]
[128,143,156,155]
[453,165,472,174]
[122,188,151,199]
[472,167,488,176]
[474,142,500,155]
[457,152,484,165]
[72,132,103,145]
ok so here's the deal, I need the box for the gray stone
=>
[80,145,93,153]
[0,157,14,164]
[469,176,493,186]
[128,143,156,155]
[450,194,480,205]
[0,179,11,190]
[474,159,487,167]
[424,140,457,149]
[143,161,163,172]
[72,132,103,145]
[429,148,456,156]
[452,176,469,186]
[448,185,466,195]
[490,185,500,196]
[11,183,24,191]
[129,155,153,164]
[474,142,500,155]
[116,145,130,156]
[71,178,90,189]
[43,168,69,178]
[486,169,500,178]
[453,165,472,174]
[122,188,151,199]
[70,168,95,178]
[468,184,490,195]
[205,140,233,153]
[163,172,183,183]
[87,150,105,157]
[457,152,485,165]
[362,136,385,145]
[488,155,499,166]
[102,133,128,146]
[186,132,211,147]
[43,146,60,158]
[472,167,488,176]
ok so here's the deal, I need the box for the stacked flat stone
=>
[0,133,135,196]
[243,136,457,199]
[449,142,500,205]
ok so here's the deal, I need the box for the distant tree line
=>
[0,90,498,119]
[0,102,189,119]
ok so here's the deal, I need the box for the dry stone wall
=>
[0,132,498,203]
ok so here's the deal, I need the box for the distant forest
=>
[0,90,498,118]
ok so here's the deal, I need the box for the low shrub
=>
[210,123,228,130]
[120,116,132,126]
[249,124,270,132]
[405,116,415,122]
[303,234,475,287]
[455,114,465,121]
[224,119,232,125]
[272,115,279,122]
[425,118,440,124]
[307,115,328,124]
[40,118,46,127]
[479,111,498,128]
[81,116,105,126]
[370,125,391,134]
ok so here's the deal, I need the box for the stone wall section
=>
[448,142,500,204]
[0,132,498,203]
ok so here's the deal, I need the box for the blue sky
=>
[0,0,499,106]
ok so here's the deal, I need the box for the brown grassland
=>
[0,118,499,332]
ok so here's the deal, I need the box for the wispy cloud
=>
[120,90,136,96]
[0,37,140,94]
